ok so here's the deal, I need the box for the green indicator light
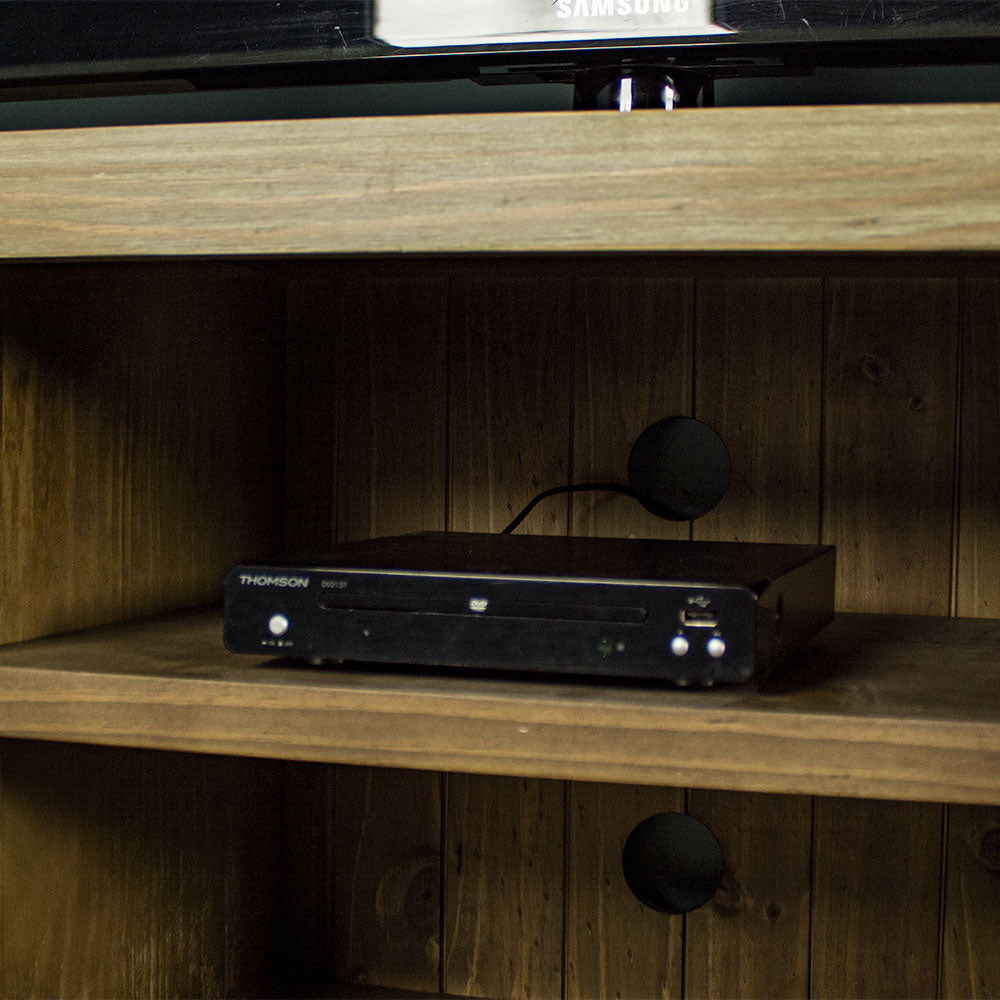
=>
[597,637,613,658]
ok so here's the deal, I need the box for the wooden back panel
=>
[2,254,998,998]
[283,254,999,1000]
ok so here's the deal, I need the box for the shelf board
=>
[2,104,1000,258]
[1,608,999,805]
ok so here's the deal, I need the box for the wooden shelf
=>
[3,103,1000,258]
[2,608,999,806]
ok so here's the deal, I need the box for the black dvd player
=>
[223,532,834,685]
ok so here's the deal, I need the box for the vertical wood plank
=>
[685,792,813,1000]
[565,782,684,1000]
[823,277,960,615]
[445,267,573,998]
[284,280,339,554]
[334,766,443,994]
[571,273,693,539]
[565,271,691,999]
[283,263,452,995]
[694,277,824,545]
[448,270,573,535]
[333,269,449,543]
[444,774,564,1000]
[810,798,943,1000]
[278,761,337,997]
[688,277,823,999]
[956,278,1000,617]
[941,805,1000,998]
[0,262,285,644]
[0,739,284,1000]
[815,276,956,999]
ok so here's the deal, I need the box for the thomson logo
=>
[239,573,311,588]
[555,0,691,17]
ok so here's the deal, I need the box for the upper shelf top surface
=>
[1,103,999,258]
[1,608,999,806]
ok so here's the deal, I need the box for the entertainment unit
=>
[1,28,999,1000]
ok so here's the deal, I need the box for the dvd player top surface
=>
[288,532,831,591]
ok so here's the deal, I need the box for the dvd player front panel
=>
[224,565,760,684]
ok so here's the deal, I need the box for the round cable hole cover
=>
[621,812,725,914]
[627,415,732,521]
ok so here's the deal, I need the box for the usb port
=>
[680,608,719,628]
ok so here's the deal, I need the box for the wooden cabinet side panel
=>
[0,263,285,644]
[0,739,285,1000]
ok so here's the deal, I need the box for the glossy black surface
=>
[2,1,1000,94]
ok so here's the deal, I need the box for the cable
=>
[501,482,644,534]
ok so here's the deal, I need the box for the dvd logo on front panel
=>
[555,0,691,17]
[239,573,311,588]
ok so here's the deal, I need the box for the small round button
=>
[706,637,726,659]
[670,635,690,657]
[268,614,290,637]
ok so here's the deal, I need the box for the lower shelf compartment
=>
[1,607,999,804]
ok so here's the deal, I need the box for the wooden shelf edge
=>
[3,104,1000,258]
[1,608,999,805]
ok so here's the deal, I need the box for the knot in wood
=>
[978,827,1000,873]
[861,356,890,384]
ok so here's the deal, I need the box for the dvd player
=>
[223,532,834,685]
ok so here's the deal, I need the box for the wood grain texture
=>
[823,278,960,615]
[287,268,451,995]
[685,278,821,999]
[693,277,824,545]
[941,804,1000,998]
[445,281,572,998]
[448,271,573,535]
[564,782,684,1000]
[3,106,1000,257]
[818,281,954,998]
[2,609,1000,806]
[570,272,693,539]
[685,791,812,999]
[284,282,341,554]
[332,270,450,543]
[0,738,284,999]
[957,279,1000,618]
[810,797,944,999]
[443,774,563,999]
[334,767,443,994]
[0,262,284,644]
[277,761,339,997]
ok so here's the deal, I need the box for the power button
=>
[268,614,290,637]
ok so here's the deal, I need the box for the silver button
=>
[706,637,726,659]
[670,635,690,657]
[268,614,290,637]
